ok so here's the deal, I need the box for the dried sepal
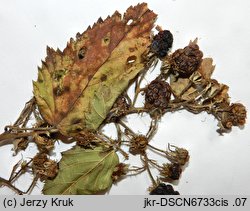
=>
[219,103,247,131]
[107,95,130,122]
[129,135,148,155]
[75,130,99,148]
[112,163,129,182]
[32,153,58,181]
[12,138,29,154]
[33,134,55,153]
[166,144,189,166]
[159,163,182,180]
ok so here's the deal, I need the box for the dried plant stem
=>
[118,121,137,137]
[9,159,33,182]
[142,154,157,186]
[146,118,158,141]
[0,177,23,195]
[0,128,59,146]
[13,97,36,128]
[132,70,147,107]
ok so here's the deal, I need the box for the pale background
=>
[0,0,250,195]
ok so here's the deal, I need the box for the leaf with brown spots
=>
[33,3,157,136]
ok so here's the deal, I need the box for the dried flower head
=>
[150,30,173,58]
[112,163,129,182]
[171,42,203,77]
[150,183,179,195]
[109,95,130,122]
[144,78,171,110]
[76,130,98,148]
[167,145,189,166]
[32,153,58,180]
[160,163,182,180]
[221,103,247,130]
[33,134,54,152]
[129,135,148,155]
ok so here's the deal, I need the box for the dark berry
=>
[144,79,171,110]
[150,183,180,195]
[169,163,182,180]
[171,42,203,77]
[150,30,173,58]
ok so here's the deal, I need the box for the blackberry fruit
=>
[150,183,180,195]
[171,42,203,77]
[150,30,173,58]
[144,78,171,110]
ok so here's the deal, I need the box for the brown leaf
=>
[33,3,157,136]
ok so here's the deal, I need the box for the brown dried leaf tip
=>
[170,41,203,77]
[129,135,148,155]
[32,153,58,181]
[144,78,171,110]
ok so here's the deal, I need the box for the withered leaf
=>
[33,3,157,136]
[43,146,119,195]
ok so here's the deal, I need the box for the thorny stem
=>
[5,126,56,132]
[118,121,137,137]
[0,177,23,195]
[0,129,59,146]
[9,159,33,183]
[23,176,39,194]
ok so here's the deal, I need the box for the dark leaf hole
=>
[78,47,87,59]
[127,55,137,64]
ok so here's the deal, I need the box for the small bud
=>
[221,103,247,130]
[112,163,129,182]
[167,145,189,166]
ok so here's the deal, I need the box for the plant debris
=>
[0,3,247,195]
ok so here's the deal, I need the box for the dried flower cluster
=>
[0,3,247,195]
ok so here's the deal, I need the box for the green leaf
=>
[43,146,119,195]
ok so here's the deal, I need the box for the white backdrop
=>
[0,0,250,195]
